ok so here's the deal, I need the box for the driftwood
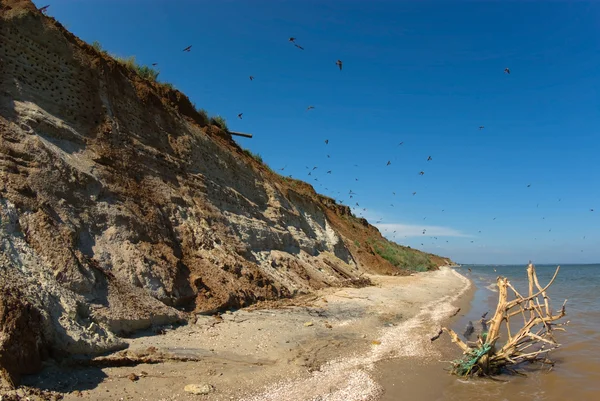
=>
[442,263,568,377]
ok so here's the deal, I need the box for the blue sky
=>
[35,1,600,264]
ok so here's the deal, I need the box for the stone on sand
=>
[184,383,214,395]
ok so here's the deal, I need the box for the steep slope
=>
[0,0,453,386]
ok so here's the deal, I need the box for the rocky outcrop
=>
[0,0,453,383]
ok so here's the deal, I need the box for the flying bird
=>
[427,156,432,161]
[238,113,243,119]
[412,192,417,196]
[294,44,304,50]
[289,37,296,42]
[386,161,391,166]
[398,142,404,146]
[39,5,50,12]
[249,76,254,81]
[327,170,332,174]
[151,63,158,66]
[479,126,485,130]
[183,45,192,52]
[307,106,315,111]
[591,209,595,212]
[419,171,425,175]
[527,184,531,188]
[325,139,329,144]
[336,60,343,71]
[504,67,511,74]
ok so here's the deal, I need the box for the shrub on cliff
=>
[196,108,210,126]
[210,115,228,131]
[113,56,159,82]
[368,238,434,272]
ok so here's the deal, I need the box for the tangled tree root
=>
[443,262,568,377]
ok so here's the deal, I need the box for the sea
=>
[445,263,600,400]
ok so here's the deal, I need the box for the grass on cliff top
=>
[242,149,276,173]
[367,237,435,272]
[91,41,161,84]
[210,115,229,131]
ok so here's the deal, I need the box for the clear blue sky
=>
[36,1,600,265]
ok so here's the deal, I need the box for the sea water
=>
[444,264,600,400]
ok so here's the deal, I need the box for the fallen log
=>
[442,262,568,377]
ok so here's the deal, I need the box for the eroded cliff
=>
[0,0,452,387]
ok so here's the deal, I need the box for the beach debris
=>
[184,383,214,395]
[442,262,568,377]
[304,321,314,327]
[449,307,461,317]
[371,340,382,345]
[463,321,474,339]
[127,373,139,382]
[430,328,443,342]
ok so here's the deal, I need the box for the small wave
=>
[486,283,498,293]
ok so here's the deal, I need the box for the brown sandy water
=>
[376,264,600,401]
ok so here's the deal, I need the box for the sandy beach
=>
[20,266,470,401]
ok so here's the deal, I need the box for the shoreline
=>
[374,269,476,400]
[20,267,472,401]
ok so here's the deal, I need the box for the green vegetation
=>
[210,115,228,131]
[196,108,210,126]
[91,41,107,55]
[113,55,160,82]
[367,237,434,272]
[242,149,263,163]
[354,240,361,247]
[90,40,160,83]
[242,149,276,173]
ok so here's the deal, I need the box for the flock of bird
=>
[37,4,596,256]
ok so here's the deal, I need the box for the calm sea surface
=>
[445,264,600,400]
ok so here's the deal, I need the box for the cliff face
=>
[0,0,453,386]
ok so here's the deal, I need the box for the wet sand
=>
[373,279,476,401]
[21,266,470,401]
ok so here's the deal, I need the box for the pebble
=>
[184,383,214,395]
